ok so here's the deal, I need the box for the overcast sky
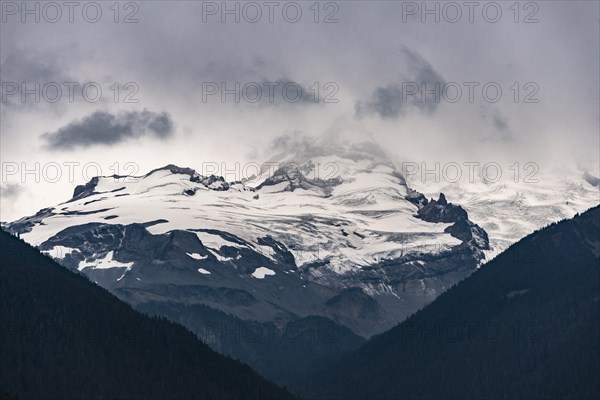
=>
[1,0,599,220]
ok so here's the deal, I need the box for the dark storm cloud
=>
[42,110,174,150]
[356,49,446,118]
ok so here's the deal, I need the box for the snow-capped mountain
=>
[407,165,600,260]
[5,141,489,338]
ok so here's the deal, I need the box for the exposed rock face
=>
[72,177,100,200]
[200,175,230,191]
[256,160,343,196]
[417,193,467,223]
[145,164,199,179]
[5,207,55,235]
[415,193,490,251]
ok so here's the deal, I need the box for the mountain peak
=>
[438,193,448,205]
[145,164,199,179]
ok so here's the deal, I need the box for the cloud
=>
[482,111,512,141]
[0,1,598,222]
[206,77,320,106]
[269,131,321,157]
[493,116,508,132]
[0,48,73,109]
[0,183,24,200]
[356,48,446,118]
[255,78,318,105]
[1,48,68,83]
[267,129,388,163]
[193,57,320,106]
[42,110,174,150]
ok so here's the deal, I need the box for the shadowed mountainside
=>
[295,205,600,399]
[0,229,292,400]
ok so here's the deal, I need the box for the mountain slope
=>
[135,301,366,385]
[4,142,490,341]
[295,205,600,399]
[0,229,292,400]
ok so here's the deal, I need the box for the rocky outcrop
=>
[72,176,100,200]
[414,193,490,250]
[256,161,343,196]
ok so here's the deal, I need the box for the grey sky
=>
[0,1,598,220]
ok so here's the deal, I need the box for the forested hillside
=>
[0,230,292,400]
[296,205,600,399]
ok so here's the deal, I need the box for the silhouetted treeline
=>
[0,230,292,400]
